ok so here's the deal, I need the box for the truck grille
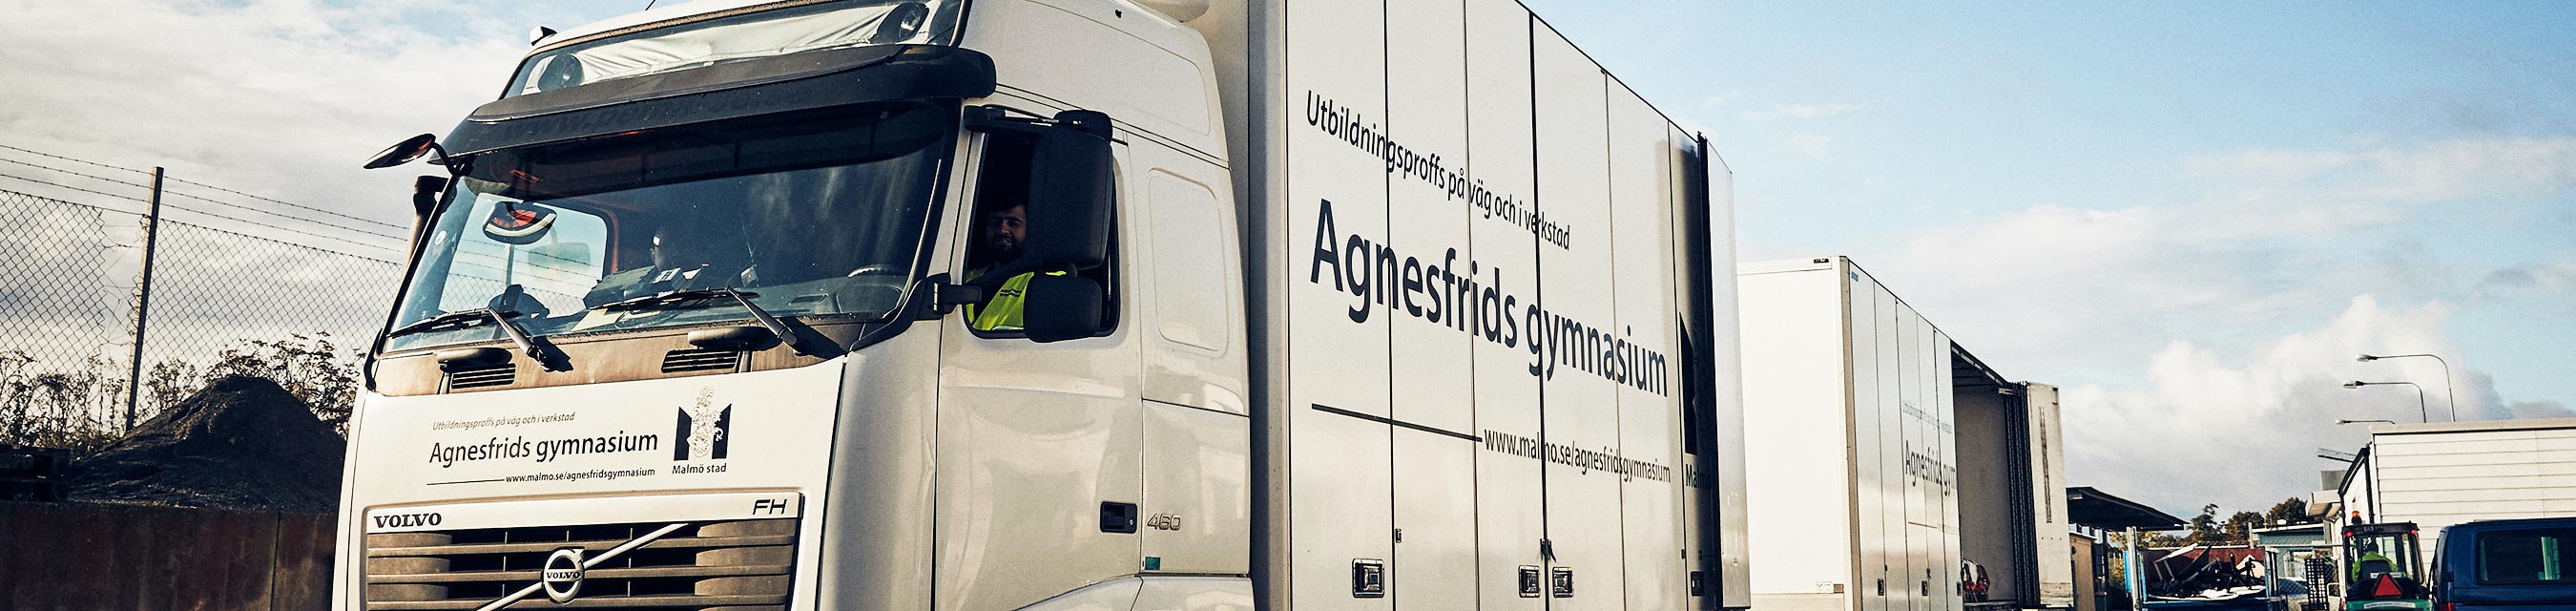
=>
[447,364,515,390]
[660,348,740,373]
[364,517,796,610]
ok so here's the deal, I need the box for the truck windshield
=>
[506,0,966,97]
[384,101,953,352]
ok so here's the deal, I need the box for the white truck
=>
[1735,257,2068,611]
[2328,418,2576,589]
[334,0,1749,610]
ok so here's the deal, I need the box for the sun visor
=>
[444,44,994,157]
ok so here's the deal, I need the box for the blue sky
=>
[3,0,2570,515]
[1524,1,2576,384]
[1515,0,2576,511]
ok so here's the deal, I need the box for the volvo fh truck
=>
[335,0,1746,609]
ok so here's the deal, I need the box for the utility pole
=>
[123,167,165,432]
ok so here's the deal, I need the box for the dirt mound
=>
[63,375,344,512]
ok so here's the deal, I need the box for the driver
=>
[965,201,1025,281]
[963,201,1049,331]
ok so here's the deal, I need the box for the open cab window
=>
[959,131,1118,339]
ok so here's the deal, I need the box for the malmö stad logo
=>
[675,387,731,461]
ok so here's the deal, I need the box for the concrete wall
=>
[0,501,334,610]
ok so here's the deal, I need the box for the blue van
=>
[2434,517,2576,611]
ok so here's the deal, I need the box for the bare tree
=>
[0,332,362,451]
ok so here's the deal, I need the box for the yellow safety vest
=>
[967,272,1035,331]
[963,269,1070,331]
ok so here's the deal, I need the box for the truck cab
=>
[340,1,1251,609]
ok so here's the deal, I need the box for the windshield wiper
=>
[597,287,810,355]
[384,307,564,369]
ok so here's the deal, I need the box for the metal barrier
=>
[0,148,405,448]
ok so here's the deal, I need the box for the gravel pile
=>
[63,375,344,512]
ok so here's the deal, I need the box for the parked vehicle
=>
[2334,419,2576,575]
[332,0,1749,609]
[1735,257,2070,611]
[2432,517,2576,611]
[2329,419,2576,611]
[2344,522,2432,611]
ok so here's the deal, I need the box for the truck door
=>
[932,131,1145,611]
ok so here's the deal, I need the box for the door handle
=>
[1099,501,1138,534]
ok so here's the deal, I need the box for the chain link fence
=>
[0,155,405,448]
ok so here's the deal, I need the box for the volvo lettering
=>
[368,513,441,529]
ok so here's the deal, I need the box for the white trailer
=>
[332,0,1748,609]
[1735,257,2068,611]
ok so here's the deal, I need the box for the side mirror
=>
[1023,113,1113,269]
[364,134,443,169]
[1021,274,1104,343]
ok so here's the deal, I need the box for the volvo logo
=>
[542,547,586,603]
[480,523,689,609]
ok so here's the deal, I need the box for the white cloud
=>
[2186,137,2576,203]
[2059,297,2570,513]
[2476,259,2576,298]
[1782,133,1832,158]
[1861,138,2576,386]
[1741,102,1866,121]
[1864,198,2388,375]
[1854,136,2576,516]
[0,0,530,227]
[2364,137,2576,201]
[2185,149,2359,183]
[0,0,555,390]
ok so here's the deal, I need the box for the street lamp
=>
[2334,418,2397,426]
[2358,353,2458,422]
[2343,380,2428,423]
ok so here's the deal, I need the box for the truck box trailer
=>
[2330,418,2576,584]
[332,0,1748,609]
[1955,381,2073,610]
[1736,257,2068,611]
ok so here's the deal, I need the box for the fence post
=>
[123,167,166,431]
